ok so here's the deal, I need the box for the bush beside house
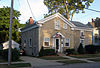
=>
[85,45,100,54]
[2,48,20,61]
[77,43,85,54]
[39,46,56,57]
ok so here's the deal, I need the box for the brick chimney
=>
[29,17,33,24]
[92,18,95,27]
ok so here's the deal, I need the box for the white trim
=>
[38,13,76,28]
[38,27,40,51]
[61,39,63,52]
[43,37,50,47]
[64,38,70,47]
[73,27,93,31]
[53,32,65,38]
[52,38,55,49]
[80,30,84,36]
[63,23,67,29]
[80,39,85,47]
[54,20,60,30]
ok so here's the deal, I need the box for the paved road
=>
[37,62,100,68]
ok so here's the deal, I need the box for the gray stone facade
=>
[21,13,92,56]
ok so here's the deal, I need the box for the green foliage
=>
[66,49,78,55]
[0,6,25,44]
[2,48,20,61]
[77,43,85,54]
[43,49,56,56]
[85,45,100,54]
[39,46,44,57]
[39,46,56,57]
[44,0,94,20]
[94,17,100,27]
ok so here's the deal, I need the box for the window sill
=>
[64,46,70,47]
[43,46,50,47]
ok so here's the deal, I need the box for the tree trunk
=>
[71,8,76,21]
[63,0,69,20]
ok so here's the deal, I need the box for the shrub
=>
[39,46,56,57]
[39,46,45,57]
[66,49,75,55]
[2,48,20,61]
[43,49,56,56]
[0,50,3,56]
[65,49,78,55]
[77,43,85,54]
[95,46,100,53]
[85,45,96,54]
[85,45,100,54]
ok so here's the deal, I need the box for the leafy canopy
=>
[44,0,94,21]
[0,6,24,44]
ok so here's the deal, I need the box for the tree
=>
[95,17,100,27]
[44,0,94,21]
[77,43,85,54]
[0,6,23,44]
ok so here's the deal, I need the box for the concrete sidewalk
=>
[62,56,95,63]
[20,56,63,68]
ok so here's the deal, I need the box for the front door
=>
[55,38,60,52]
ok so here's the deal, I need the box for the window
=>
[24,40,26,48]
[80,31,84,36]
[63,23,67,29]
[29,38,32,47]
[44,38,50,47]
[80,39,84,47]
[65,38,70,46]
[55,20,60,30]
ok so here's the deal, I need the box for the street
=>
[36,62,100,68]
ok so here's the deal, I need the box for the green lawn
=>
[88,58,100,62]
[70,54,100,58]
[0,63,31,68]
[39,56,68,60]
[57,60,87,64]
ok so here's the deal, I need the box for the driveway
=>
[20,56,63,68]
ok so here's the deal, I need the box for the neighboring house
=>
[21,13,92,56]
[87,18,100,45]
[2,40,20,50]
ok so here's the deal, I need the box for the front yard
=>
[0,63,31,68]
[39,56,68,60]
[57,60,87,64]
[70,54,100,58]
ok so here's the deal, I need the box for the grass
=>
[70,54,100,58]
[0,63,31,68]
[57,60,87,64]
[0,56,6,63]
[88,58,100,62]
[39,56,68,60]
[0,56,23,63]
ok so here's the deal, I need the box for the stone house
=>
[87,18,100,45]
[21,13,92,56]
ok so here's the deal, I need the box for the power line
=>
[26,0,36,20]
[85,8,100,13]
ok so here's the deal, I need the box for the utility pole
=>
[8,0,14,66]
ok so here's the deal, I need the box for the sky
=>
[0,0,100,24]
